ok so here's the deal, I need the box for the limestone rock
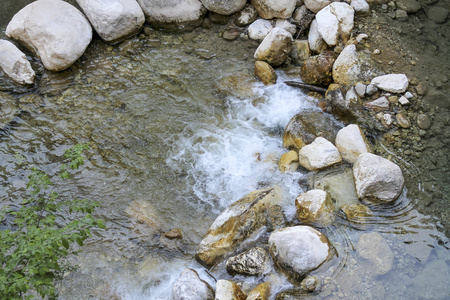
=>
[248,19,273,41]
[200,0,247,15]
[172,269,215,300]
[354,83,366,97]
[275,20,297,36]
[164,228,183,239]
[370,74,409,93]
[316,2,355,46]
[136,0,206,31]
[308,19,327,53]
[195,187,286,268]
[255,61,277,85]
[254,28,293,66]
[292,40,311,62]
[351,0,370,15]
[215,280,247,300]
[304,0,332,13]
[279,150,299,172]
[335,124,372,163]
[251,0,297,19]
[299,137,342,171]
[247,282,271,300]
[357,232,394,275]
[340,203,373,224]
[364,96,390,112]
[332,44,360,86]
[76,0,145,43]
[398,96,410,105]
[283,110,343,151]
[234,4,259,26]
[295,189,336,226]
[0,40,35,85]
[269,226,333,282]
[226,247,270,276]
[300,50,335,85]
[353,153,404,203]
[6,0,92,71]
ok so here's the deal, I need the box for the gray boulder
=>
[200,0,247,15]
[172,269,215,300]
[6,0,92,71]
[76,0,145,43]
[0,40,35,85]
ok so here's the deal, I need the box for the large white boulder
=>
[248,19,273,41]
[136,0,206,30]
[254,27,293,66]
[200,0,247,15]
[335,124,372,163]
[295,189,336,226]
[353,153,404,203]
[6,0,92,71]
[304,0,332,13]
[0,40,35,85]
[316,2,355,46]
[370,74,409,93]
[308,19,327,53]
[299,137,342,171]
[251,0,297,19]
[76,0,145,43]
[269,226,333,282]
[332,44,361,86]
[172,269,215,300]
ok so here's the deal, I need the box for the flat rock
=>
[251,0,297,19]
[335,124,372,163]
[316,2,355,46]
[6,0,92,71]
[295,189,336,226]
[254,28,293,66]
[172,269,215,300]
[370,74,409,93]
[299,137,342,171]
[0,40,35,85]
[357,232,394,275]
[353,153,404,203]
[364,96,390,112]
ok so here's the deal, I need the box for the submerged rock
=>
[316,2,355,46]
[6,0,92,71]
[200,0,247,15]
[335,124,372,164]
[370,74,409,93]
[254,28,293,67]
[353,153,404,203]
[295,189,336,226]
[195,187,286,268]
[226,247,270,276]
[269,226,333,282]
[298,137,342,171]
[340,203,373,224]
[251,0,297,19]
[0,40,35,85]
[411,259,450,299]
[300,50,336,86]
[357,232,394,275]
[172,269,215,300]
[215,280,247,300]
[76,0,145,43]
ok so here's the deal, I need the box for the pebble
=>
[356,33,369,43]
[396,113,410,128]
[399,96,410,105]
[366,84,378,95]
[404,92,413,99]
[417,114,431,129]
[355,83,366,97]
[388,96,398,104]
[416,81,427,95]
[373,49,381,54]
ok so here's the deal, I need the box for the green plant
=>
[0,144,105,299]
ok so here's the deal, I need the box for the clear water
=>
[1,2,449,300]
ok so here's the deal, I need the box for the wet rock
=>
[254,28,293,66]
[292,40,311,62]
[234,4,258,26]
[298,137,342,171]
[274,289,316,299]
[222,26,241,40]
[308,20,327,53]
[300,275,321,292]
[335,124,372,163]
[172,269,215,300]
[355,82,366,97]
[396,113,410,128]
[125,199,160,230]
[251,0,297,19]
[357,232,394,275]
[300,50,336,85]
[370,74,409,93]
[316,2,355,46]
[282,110,343,151]
[248,19,273,41]
[304,0,332,13]
[295,189,336,226]
[201,0,247,15]
[353,153,405,203]
[351,0,371,16]
[269,226,333,282]
[364,96,390,112]
[0,92,18,130]
[427,6,449,24]
[216,72,259,100]
[275,20,297,36]
[195,187,286,268]
[76,0,145,43]
[225,247,270,276]
[332,44,361,86]
[417,113,431,130]
[6,0,92,71]
[415,81,427,95]
[395,0,421,13]
[136,0,207,31]
[247,282,271,300]
[164,228,183,239]
[215,280,247,300]
[0,40,35,85]
[279,150,299,172]
[39,69,74,96]
[255,61,277,85]
[340,203,373,223]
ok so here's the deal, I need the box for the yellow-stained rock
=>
[295,189,335,226]
[279,150,299,172]
[247,282,270,300]
[254,61,277,85]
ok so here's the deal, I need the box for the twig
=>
[284,81,327,93]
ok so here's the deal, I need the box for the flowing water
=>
[1,2,450,300]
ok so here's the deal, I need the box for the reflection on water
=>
[1,5,449,300]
